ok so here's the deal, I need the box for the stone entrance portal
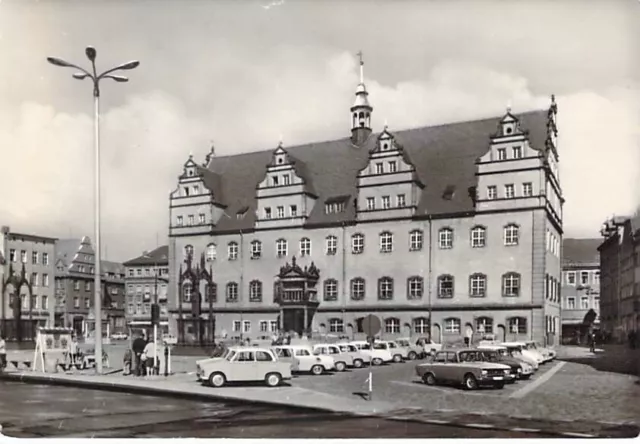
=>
[274,256,320,337]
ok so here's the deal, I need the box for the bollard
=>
[164,346,169,377]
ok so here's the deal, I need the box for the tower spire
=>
[357,50,364,84]
[350,50,373,146]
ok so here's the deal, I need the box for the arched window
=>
[276,239,288,258]
[413,317,430,334]
[226,282,239,302]
[350,278,365,301]
[206,243,216,262]
[300,237,311,256]
[379,231,393,253]
[227,242,238,261]
[508,317,527,334]
[444,317,461,334]
[204,282,217,303]
[325,235,338,255]
[470,226,486,248]
[469,273,487,297]
[438,275,454,298]
[502,272,521,297]
[351,233,365,254]
[250,240,262,259]
[377,277,394,300]
[184,244,194,259]
[329,318,344,333]
[504,224,520,246]
[182,281,192,302]
[249,280,262,302]
[438,228,454,249]
[407,276,423,299]
[475,316,493,334]
[385,317,400,334]
[323,279,338,301]
[409,229,423,251]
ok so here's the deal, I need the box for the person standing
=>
[142,339,156,376]
[70,334,79,366]
[132,333,147,377]
[0,332,7,372]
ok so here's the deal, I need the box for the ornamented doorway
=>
[274,256,320,337]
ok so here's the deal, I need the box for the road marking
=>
[511,427,542,433]
[560,432,597,438]
[463,423,495,429]
[509,362,565,399]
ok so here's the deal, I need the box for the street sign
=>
[362,314,381,338]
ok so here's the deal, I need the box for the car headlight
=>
[504,369,510,375]
[517,367,522,373]
[481,370,487,375]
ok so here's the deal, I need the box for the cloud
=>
[0,50,637,260]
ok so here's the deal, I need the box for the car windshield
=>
[361,344,371,350]
[498,349,508,357]
[387,343,396,349]
[225,351,237,361]
[484,352,500,362]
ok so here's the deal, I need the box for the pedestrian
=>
[589,331,596,353]
[70,334,79,366]
[0,332,7,373]
[132,333,147,377]
[142,339,156,377]
[123,348,132,376]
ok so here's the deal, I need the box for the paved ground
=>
[0,381,561,439]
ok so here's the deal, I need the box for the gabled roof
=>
[205,110,548,232]
[55,239,83,270]
[123,245,169,267]
[562,238,601,266]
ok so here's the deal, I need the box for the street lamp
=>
[47,47,139,374]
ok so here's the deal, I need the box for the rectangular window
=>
[21,250,27,263]
[325,236,337,255]
[32,251,39,265]
[497,148,507,160]
[9,249,16,262]
[512,146,522,159]
[264,207,272,219]
[85,298,90,309]
[41,295,48,310]
[270,320,278,332]
[85,281,91,291]
[522,182,533,197]
[177,216,183,226]
[290,205,297,217]
[31,273,38,287]
[382,196,390,209]
[276,206,284,218]
[283,174,290,185]
[397,194,406,207]
[233,321,241,332]
[243,320,251,333]
[580,296,589,310]
[444,318,461,334]
[504,184,515,198]
[42,253,49,266]
[271,175,279,186]
[593,271,600,285]
[580,271,589,285]
[567,272,576,285]
[74,297,80,308]
[375,163,383,174]
[260,321,269,332]
[388,161,397,173]
[199,213,206,224]
[567,297,575,310]
[366,197,375,210]
[187,215,195,225]
[74,280,80,291]
[42,274,49,287]
[487,186,497,200]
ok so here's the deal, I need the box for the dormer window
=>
[276,206,284,218]
[193,185,200,195]
[187,168,194,177]
[388,161,397,172]
[397,194,406,207]
[283,174,290,185]
[497,148,507,161]
[366,197,375,210]
[184,187,190,197]
[272,176,279,186]
[375,163,383,174]
[264,207,272,219]
[290,205,297,217]
[382,196,390,209]
[505,126,513,134]
[512,146,522,159]
[382,143,389,151]
[177,216,183,226]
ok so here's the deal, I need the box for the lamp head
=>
[85,46,97,62]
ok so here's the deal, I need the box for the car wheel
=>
[372,358,383,366]
[209,372,226,387]
[408,351,417,361]
[353,359,363,368]
[393,354,402,363]
[423,372,436,386]
[494,381,505,389]
[264,372,282,387]
[335,361,347,372]
[311,364,324,375]
[464,373,478,390]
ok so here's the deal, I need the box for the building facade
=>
[599,214,640,340]
[54,237,126,337]
[561,238,601,342]
[167,60,564,346]
[123,246,170,335]
[0,226,57,340]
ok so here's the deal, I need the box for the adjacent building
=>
[54,237,126,337]
[561,238,601,341]
[0,226,57,340]
[599,214,640,340]
[167,59,564,346]
[122,246,170,335]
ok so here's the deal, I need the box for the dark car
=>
[475,349,522,383]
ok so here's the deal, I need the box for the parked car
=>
[396,338,425,360]
[523,341,555,362]
[110,332,128,340]
[335,343,371,368]
[381,341,409,363]
[272,345,335,375]
[500,343,539,370]
[475,346,533,381]
[312,344,353,371]
[415,337,443,356]
[502,341,545,365]
[349,341,393,365]
[196,347,291,387]
[415,349,512,390]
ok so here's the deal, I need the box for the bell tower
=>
[350,51,373,146]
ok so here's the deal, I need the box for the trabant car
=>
[335,343,371,368]
[349,341,393,365]
[500,343,539,370]
[415,337,443,356]
[196,347,291,388]
[381,341,409,363]
[415,349,511,390]
[475,346,533,381]
[272,345,335,375]
[396,338,426,360]
[502,342,544,365]
[524,341,555,362]
[312,344,353,371]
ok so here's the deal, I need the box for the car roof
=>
[313,343,339,348]
[227,347,273,353]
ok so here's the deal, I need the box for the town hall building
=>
[167,57,563,346]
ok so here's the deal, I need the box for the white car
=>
[349,341,393,365]
[381,341,409,363]
[396,338,426,360]
[335,343,371,368]
[312,344,353,371]
[415,337,443,356]
[196,347,291,387]
[273,345,335,375]
[524,341,555,362]
[501,342,542,368]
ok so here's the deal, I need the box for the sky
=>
[0,0,638,262]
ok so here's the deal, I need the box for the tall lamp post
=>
[47,47,139,374]
[143,252,168,373]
